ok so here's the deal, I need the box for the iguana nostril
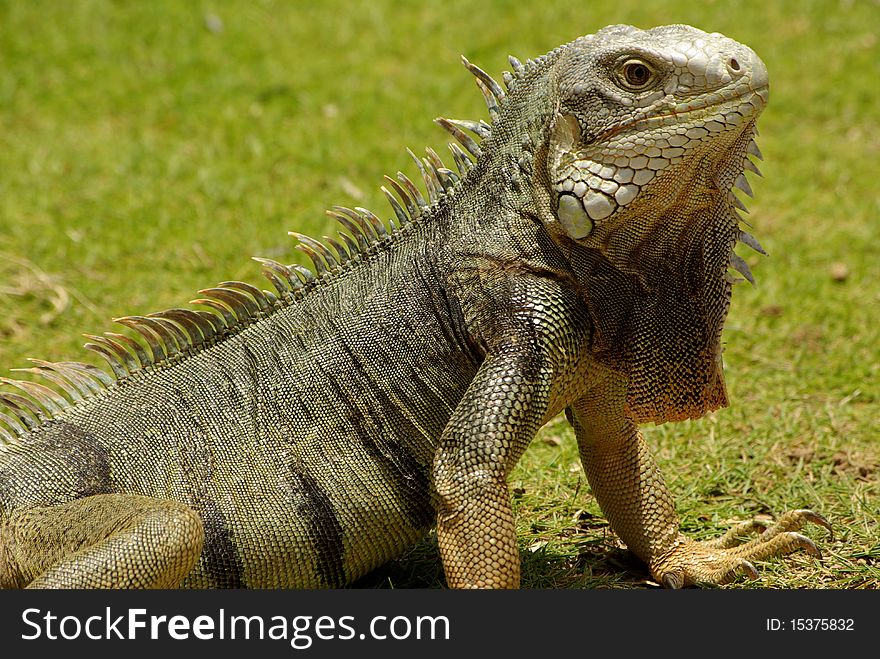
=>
[728,57,741,72]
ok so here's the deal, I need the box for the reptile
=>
[0,24,830,589]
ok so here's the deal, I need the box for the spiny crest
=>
[0,361,112,443]
[725,135,766,286]
[280,48,526,291]
[0,49,523,444]
[0,278,286,443]
[431,51,520,153]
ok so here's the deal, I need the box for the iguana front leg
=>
[567,386,830,588]
[433,338,553,589]
[0,493,204,588]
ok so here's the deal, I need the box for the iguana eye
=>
[616,59,656,90]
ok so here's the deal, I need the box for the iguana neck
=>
[566,154,744,424]
[470,56,563,220]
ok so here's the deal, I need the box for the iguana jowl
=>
[0,24,830,589]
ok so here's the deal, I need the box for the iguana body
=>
[0,24,828,589]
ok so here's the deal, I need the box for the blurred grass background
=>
[0,0,877,587]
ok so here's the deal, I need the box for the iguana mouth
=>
[598,84,769,144]
[551,97,765,239]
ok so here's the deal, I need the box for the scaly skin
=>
[0,24,829,589]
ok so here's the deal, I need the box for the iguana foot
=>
[651,509,832,588]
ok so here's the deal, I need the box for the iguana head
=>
[541,25,769,423]
[545,24,767,237]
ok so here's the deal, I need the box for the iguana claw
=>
[651,509,831,588]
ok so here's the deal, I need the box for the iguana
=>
[0,24,830,589]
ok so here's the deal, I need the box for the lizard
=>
[0,23,830,589]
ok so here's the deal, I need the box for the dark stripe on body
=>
[195,497,245,587]
[53,422,115,498]
[177,410,245,588]
[0,421,114,508]
[418,260,484,365]
[288,466,346,587]
[332,341,434,531]
[369,385,435,528]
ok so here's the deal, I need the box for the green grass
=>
[0,1,877,588]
